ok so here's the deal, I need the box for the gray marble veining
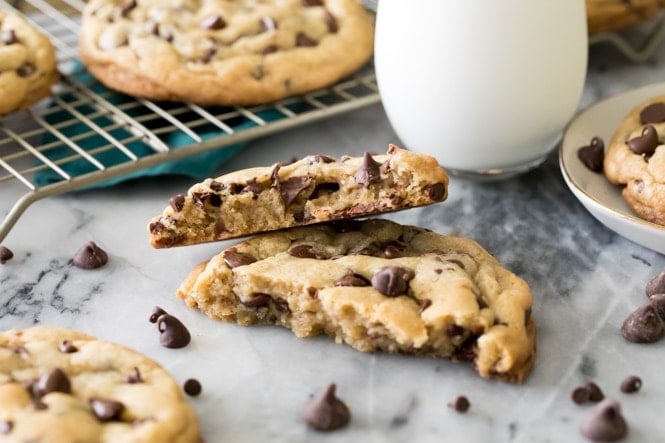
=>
[2,40,665,443]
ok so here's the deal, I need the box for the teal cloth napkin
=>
[34,64,281,189]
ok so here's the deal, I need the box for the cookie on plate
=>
[79,0,374,105]
[604,95,665,225]
[148,145,449,248]
[585,0,664,35]
[177,219,536,382]
[0,326,200,442]
[0,10,59,117]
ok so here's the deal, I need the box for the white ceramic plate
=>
[560,82,665,255]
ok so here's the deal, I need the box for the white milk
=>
[375,0,588,178]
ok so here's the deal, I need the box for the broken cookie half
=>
[148,145,448,247]
[177,219,536,382]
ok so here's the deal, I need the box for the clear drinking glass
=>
[374,0,588,179]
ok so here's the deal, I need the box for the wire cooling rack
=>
[0,0,380,242]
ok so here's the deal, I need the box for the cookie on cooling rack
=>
[0,11,59,117]
[177,218,536,382]
[0,326,201,442]
[147,145,449,248]
[604,95,665,225]
[78,0,374,106]
[585,0,664,35]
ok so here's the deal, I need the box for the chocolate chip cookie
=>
[586,0,664,35]
[79,0,374,105]
[0,11,59,117]
[0,326,200,442]
[148,145,449,248]
[177,219,536,382]
[604,95,665,225]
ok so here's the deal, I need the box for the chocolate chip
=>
[577,137,605,172]
[184,378,202,396]
[0,420,12,434]
[640,102,665,124]
[157,314,191,349]
[241,293,271,308]
[72,241,108,269]
[126,367,142,384]
[58,340,78,353]
[17,63,35,78]
[580,399,628,442]
[242,178,263,197]
[149,306,167,323]
[301,384,350,431]
[169,194,185,212]
[296,32,317,47]
[209,180,224,191]
[0,246,13,264]
[334,272,370,287]
[261,16,277,31]
[418,299,432,314]
[302,0,324,6]
[586,381,605,403]
[627,125,659,155]
[445,323,464,337]
[621,304,664,343]
[1,30,17,45]
[36,368,71,397]
[325,11,338,33]
[278,176,314,208]
[223,250,256,269]
[306,154,336,163]
[383,241,406,258]
[648,293,665,319]
[371,266,414,297]
[646,268,665,297]
[90,398,124,422]
[288,244,328,259]
[355,152,382,187]
[149,221,163,234]
[448,396,470,413]
[571,386,591,405]
[201,15,226,30]
[425,183,447,201]
[620,375,642,394]
[274,297,290,313]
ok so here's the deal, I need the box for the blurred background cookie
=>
[586,0,665,35]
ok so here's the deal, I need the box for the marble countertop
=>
[2,41,665,443]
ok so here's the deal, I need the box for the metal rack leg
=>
[0,192,40,244]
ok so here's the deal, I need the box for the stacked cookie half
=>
[148,145,536,382]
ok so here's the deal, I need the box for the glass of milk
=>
[374,0,588,179]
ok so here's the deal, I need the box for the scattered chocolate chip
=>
[577,137,605,172]
[418,299,432,315]
[157,314,191,349]
[371,266,414,297]
[278,176,314,208]
[17,63,35,78]
[448,396,470,413]
[620,375,642,394]
[1,30,17,45]
[288,244,328,259]
[58,340,78,354]
[0,420,12,434]
[72,241,108,269]
[301,384,350,431]
[223,250,256,268]
[580,399,628,442]
[0,246,13,264]
[184,378,202,396]
[126,367,142,384]
[621,304,665,343]
[36,368,71,397]
[334,272,370,287]
[169,194,185,212]
[90,398,124,422]
[296,32,317,47]
[586,382,605,403]
[149,221,164,234]
[355,152,382,187]
[201,15,226,30]
[627,125,659,156]
[209,180,224,191]
[325,11,338,33]
[261,16,277,31]
[646,268,665,297]
[640,102,665,124]
[241,293,271,308]
[572,386,591,405]
[149,306,167,323]
[648,293,665,319]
